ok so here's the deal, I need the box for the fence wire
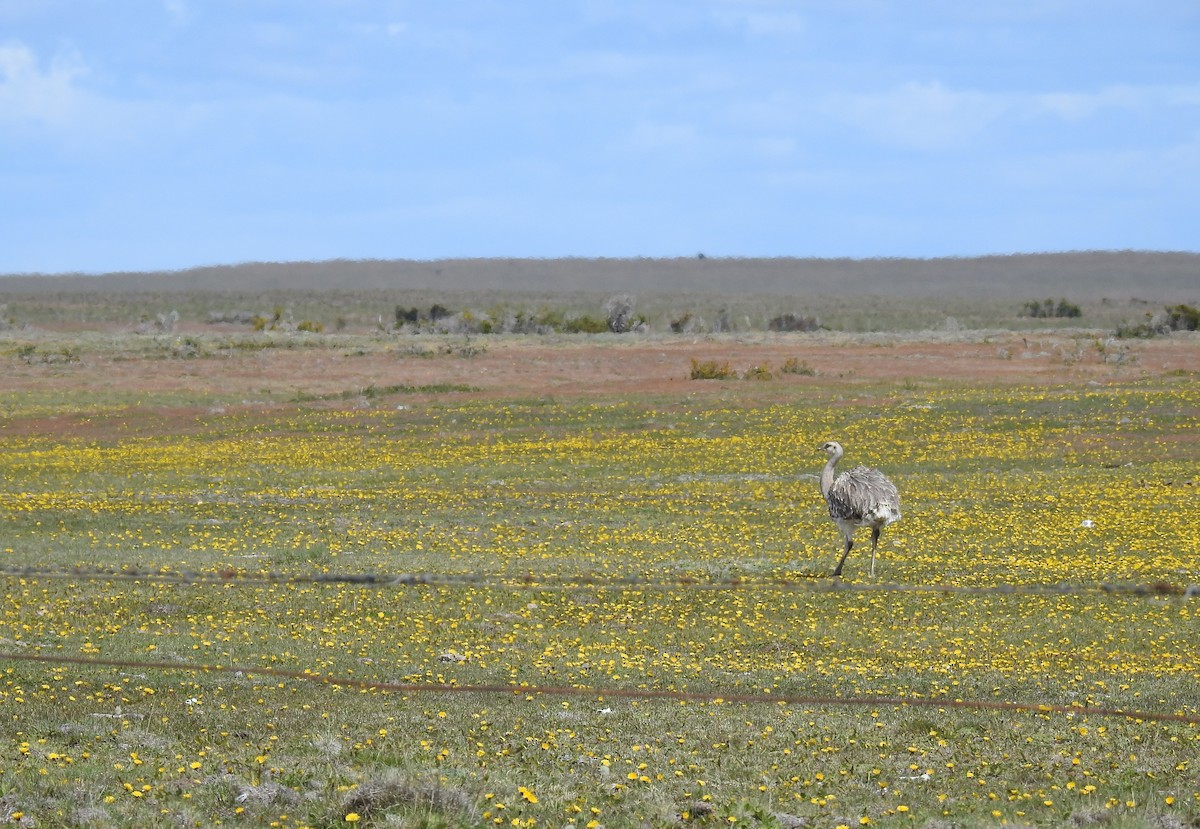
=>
[3,562,1198,727]
[3,649,1199,726]
[2,563,1198,599]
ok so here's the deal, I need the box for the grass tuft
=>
[340,772,475,824]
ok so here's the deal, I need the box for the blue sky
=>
[2,1,1197,274]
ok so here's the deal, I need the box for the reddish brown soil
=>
[6,332,1196,394]
[3,332,1195,441]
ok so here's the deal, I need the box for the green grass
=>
[1,332,1199,828]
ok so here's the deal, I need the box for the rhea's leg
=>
[869,526,881,578]
[832,537,853,577]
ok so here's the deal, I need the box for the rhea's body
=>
[819,441,901,577]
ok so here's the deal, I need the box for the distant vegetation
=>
[1115,302,1200,338]
[767,312,822,332]
[3,291,1200,338]
[1019,298,1082,318]
[689,358,736,380]
[690,356,816,380]
[249,306,325,333]
[386,298,639,335]
[0,252,1196,335]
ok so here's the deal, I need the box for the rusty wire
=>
[2,562,1197,599]
[3,649,1199,725]
[3,562,1198,726]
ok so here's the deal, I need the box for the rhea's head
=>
[819,440,844,459]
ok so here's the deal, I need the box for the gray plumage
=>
[819,440,901,577]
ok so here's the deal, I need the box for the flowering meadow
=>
[1,332,1198,828]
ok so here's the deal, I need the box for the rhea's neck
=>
[820,452,840,499]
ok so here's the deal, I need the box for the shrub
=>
[1115,317,1157,339]
[488,311,533,334]
[135,310,179,334]
[170,337,205,358]
[1059,299,1083,318]
[206,310,256,325]
[563,315,610,334]
[1020,298,1082,318]
[434,312,487,336]
[1164,303,1199,331]
[604,294,636,333]
[296,320,325,333]
[742,364,774,381]
[489,308,573,334]
[670,312,705,334]
[780,357,816,376]
[16,344,79,364]
[530,308,565,332]
[767,313,820,332]
[690,358,735,380]
[252,307,290,332]
[1115,304,1200,338]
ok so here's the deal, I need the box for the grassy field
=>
[1,326,1199,829]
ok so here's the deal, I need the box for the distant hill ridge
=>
[2,252,1196,300]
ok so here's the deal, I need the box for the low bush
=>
[481,311,539,334]
[605,294,636,333]
[780,357,816,376]
[15,344,79,364]
[206,310,257,325]
[767,313,820,332]
[1021,298,1082,318]
[1165,303,1199,331]
[395,304,455,328]
[1115,303,1200,338]
[670,312,706,334]
[689,358,735,380]
[563,315,609,334]
[135,310,179,333]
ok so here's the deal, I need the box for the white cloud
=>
[827,81,1007,151]
[715,9,806,37]
[824,80,1200,151]
[625,121,700,154]
[0,40,168,152]
[752,136,795,158]
[1035,83,1200,121]
[348,20,408,38]
[998,126,1200,196]
[0,41,88,128]
[560,50,649,80]
[163,0,191,26]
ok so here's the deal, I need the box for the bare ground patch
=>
[2,330,1196,442]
